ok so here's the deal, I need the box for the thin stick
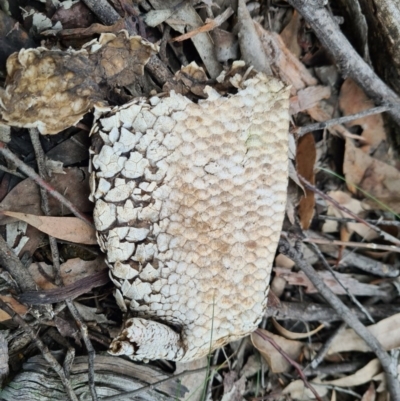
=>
[292,106,392,136]
[287,0,400,127]
[0,164,25,178]
[0,142,93,228]
[307,323,347,370]
[0,235,37,293]
[279,237,400,400]
[304,236,400,253]
[30,128,98,401]
[318,215,400,228]
[0,298,79,401]
[307,241,375,323]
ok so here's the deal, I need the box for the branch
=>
[287,0,400,127]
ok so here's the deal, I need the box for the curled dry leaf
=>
[2,211,96,245]
[321,359,381,388]
[251,329,303,373]
[328,313,400,354]
[272,318,324,340]
[0,31,158,134]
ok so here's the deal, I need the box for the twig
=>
[307,240,375,323]
[29,128,98,401]
[318,215,400,228]
[254,329,323,401]
[265,301,400,322]
[307,323,347,370]
[0,142,93,227]
[304,236,400,254]
[298,174,400,246]
[305,229,400,277]
[81,0,121,25]
[0,235,37,293]
[19,270,109,304]
[287,0,400,127]
[0,164,25,179]
[279,237,400,400]
[292,105,392,137]
[0,298,79,401]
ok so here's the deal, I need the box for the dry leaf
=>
[274,267,386,297]
[361,383,376,401]
[0,295,28,321]
[255,25,317,91]
[339,79,386,153]
[2,211,96,245]
[280,10,302,57]
[328,313,400,354]
[272,318,324,340]
[290,85,331,114]
[344,138,400,213]
[237,0,271,75]
[148,0,222,78]
[175,357,208,401]
[221,372,246,401]
[322,359,381,387]
[282,378,328,400]
[0,167,92,225]
[296,133,316,229]
[251,329,303,373]
[29,256,107,290]
[322,190,377,241]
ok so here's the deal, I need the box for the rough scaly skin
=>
[90,73,289,362]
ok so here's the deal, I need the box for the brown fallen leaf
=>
[0,167,92,225]
[254,24,317,91]
[280,10,302,58]
[322,190,377,241]
[274,267,386,297]
[344,138,400,213]
[2,211,96,245]
[251,329,303,373]
[339,79,386,153]
[29,256,107,290]
[328,313,400,354]
[322,359,381,388]
[296,133,316,229]
[0,295,28,321]
[282,378,327,400]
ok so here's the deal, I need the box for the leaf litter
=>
[0,1,399,400]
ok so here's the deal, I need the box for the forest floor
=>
[0,1,400,401]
